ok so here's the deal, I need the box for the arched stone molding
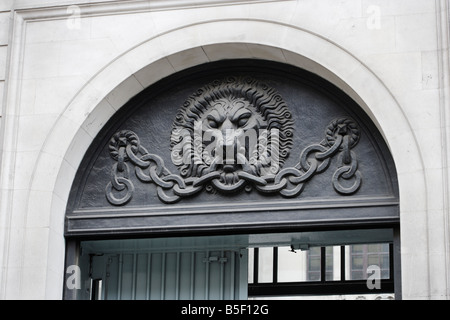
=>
[23,19,425,298]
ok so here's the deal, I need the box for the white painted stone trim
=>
[15,0,293,18]
[433,0,450,299]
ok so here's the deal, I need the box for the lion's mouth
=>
[223,164,236,172]
[217,163,241,185]
[220,171,240,185]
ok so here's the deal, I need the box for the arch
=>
[24,19,425,298]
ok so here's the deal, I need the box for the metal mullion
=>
[273,247,278,284]
[320,247,326,282]
[340,246,346,281]
[389,243,394,280]
[248,279,395,297]
[253,248,259,284]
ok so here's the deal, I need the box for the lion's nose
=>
[222,129,235,146]
[221,119,235,146]
[221,118,233,131]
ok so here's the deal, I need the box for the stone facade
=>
[0,0,449,299]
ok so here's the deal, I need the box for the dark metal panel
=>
[65,60,399,238]
[248,280,395,297]
[65,205,399,237]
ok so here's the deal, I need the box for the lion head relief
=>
[170,76,294,192]
[105,76,362,205]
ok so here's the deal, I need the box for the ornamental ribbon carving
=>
[105,77,362,205]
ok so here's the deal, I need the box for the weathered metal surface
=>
[65,60,399,237]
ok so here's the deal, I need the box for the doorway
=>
[64,59,401,300]
[70,227,399,300]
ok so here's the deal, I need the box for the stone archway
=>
[25,20,424,298]
[63,58,401,299]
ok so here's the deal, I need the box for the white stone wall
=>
[0,0,449,299]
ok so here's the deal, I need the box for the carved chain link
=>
[105,118,362,205]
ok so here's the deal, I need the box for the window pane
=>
[368,255,379,266]
[381,243,390,253]
[381,255,390,270]
[325,256,333,271]
[308,272,321,281]
[326,246,340,281]
[352,245,364,253]
[307,247,321,281]
[258,247,273,283]
[381,269,390,279]
[277,246,308,282]
[248,248,254,283]
[352,255,363,269]
[351,271,364,280]
[309,256,321,270]
[347,243,391,281]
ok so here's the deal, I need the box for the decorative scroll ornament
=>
[105,77,362,205]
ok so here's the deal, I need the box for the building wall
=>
[0,0,449,299]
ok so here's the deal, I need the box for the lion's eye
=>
[237,116,250,127]
[208,119,218,128]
